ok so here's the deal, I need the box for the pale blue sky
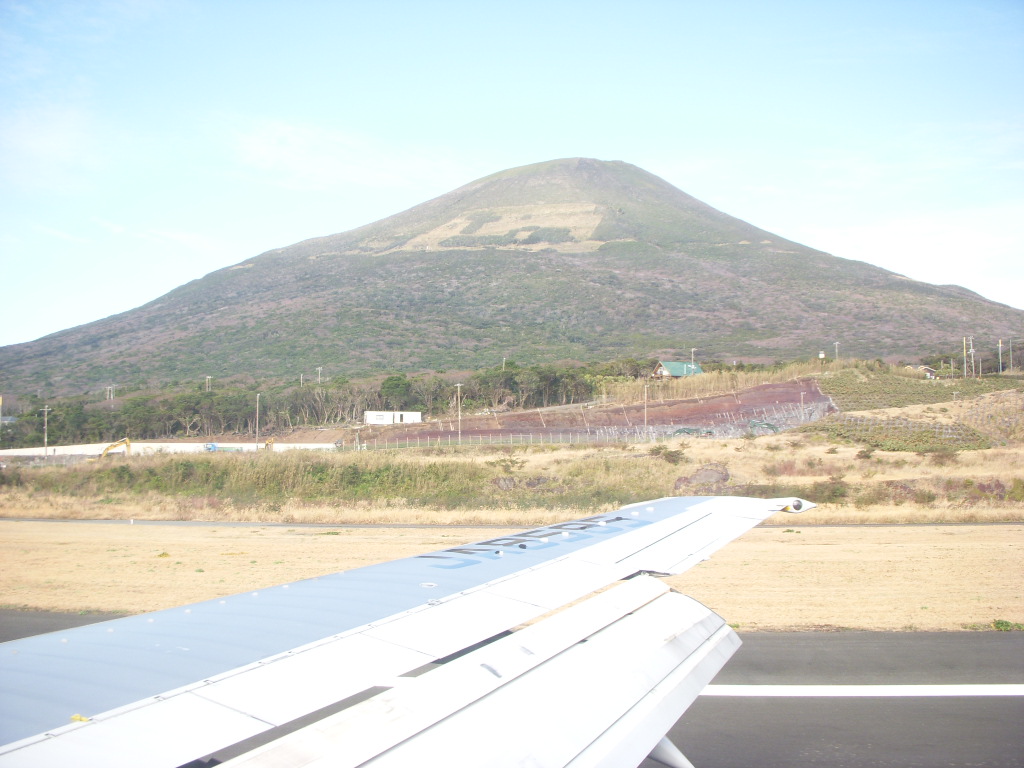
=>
[2,0,1022,347]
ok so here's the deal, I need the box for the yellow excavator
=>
[92,438,131,460]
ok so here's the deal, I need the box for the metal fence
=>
[333,401,835,451]
[957,390,1024,442]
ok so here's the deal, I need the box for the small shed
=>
[905,365,937,379]
[364,411,423,425]
[653,361,703,378]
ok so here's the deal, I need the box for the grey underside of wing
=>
[0,495,806,768]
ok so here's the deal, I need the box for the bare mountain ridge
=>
[2,158,1021,396]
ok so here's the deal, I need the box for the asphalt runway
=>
[3,614,1022,767]
[648,632,1024,768]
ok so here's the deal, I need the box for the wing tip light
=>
[770,497,814,514]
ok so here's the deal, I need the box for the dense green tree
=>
[380,374,414,410]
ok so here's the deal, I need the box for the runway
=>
[3,614,1021,766]
[650,632,1024,768]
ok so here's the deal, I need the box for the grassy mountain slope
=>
[2,158,1021,395]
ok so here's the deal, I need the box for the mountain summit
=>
[2,158,1021,394]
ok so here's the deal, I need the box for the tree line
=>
[4,353,951,450]
[0,358,666,448]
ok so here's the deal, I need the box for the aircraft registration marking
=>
[416,512,653,568]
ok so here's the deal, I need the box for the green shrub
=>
[993,619,1024,631]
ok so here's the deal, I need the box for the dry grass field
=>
[0,520,1019,632]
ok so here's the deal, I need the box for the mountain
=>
[2,158,1021,396]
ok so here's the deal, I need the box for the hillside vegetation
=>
[2,158,1021,396]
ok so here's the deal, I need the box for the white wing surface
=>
[0,495,809,767]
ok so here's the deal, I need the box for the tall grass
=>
[2,437,1022,525]
[4,449,670,512]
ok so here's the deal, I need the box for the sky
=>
[1,0,1022,348]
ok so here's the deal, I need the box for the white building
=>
[363,411,423,425]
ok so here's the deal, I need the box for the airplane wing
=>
[0,495,810,768]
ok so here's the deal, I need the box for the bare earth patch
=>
[1,521,1019,631]
[672,524,1022,631]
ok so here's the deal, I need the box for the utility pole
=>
[963,337,968,378]
[455,383,462,444]
[998,340,1003,374]
[690,348,698,368]
[968,336,976,377]
[205,376,212,392]
[40,405,51,455]
[644,382,648,429]
[834,341,840,362]
[255,393,261,446]
[316,367,323,385]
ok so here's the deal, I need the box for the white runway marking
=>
[703,684,1024,697]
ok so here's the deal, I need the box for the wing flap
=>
[219,575,729,768]
[361,589,546,658]
[192,633,433,726]
[568,624,739,768]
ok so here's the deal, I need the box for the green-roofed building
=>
[653,361,703,378]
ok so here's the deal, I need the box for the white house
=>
[363,411,423,425]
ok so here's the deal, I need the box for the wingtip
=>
[769,497,815,513]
